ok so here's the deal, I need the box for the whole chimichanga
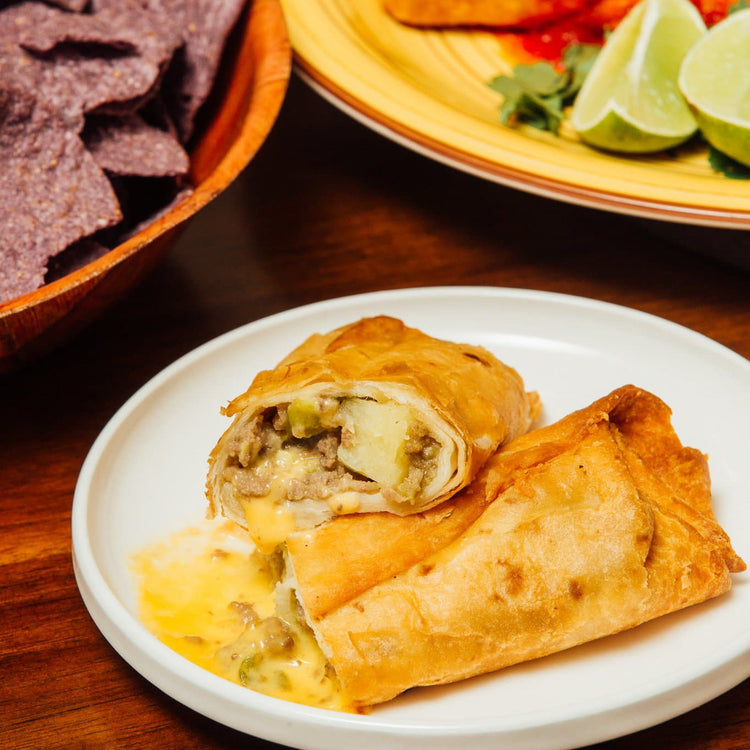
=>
[206,316,538,552]
[280,385,745,708]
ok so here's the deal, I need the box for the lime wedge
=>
[679,9,750,167]
[570,0,706,153]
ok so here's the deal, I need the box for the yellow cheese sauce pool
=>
[131,520,353,712]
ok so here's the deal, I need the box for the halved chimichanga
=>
[271,385,744,708]
[206,315,539,553]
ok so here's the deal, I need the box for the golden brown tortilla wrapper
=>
[207,316,538,538]
[383,0,586,28]
[286,385,745,707]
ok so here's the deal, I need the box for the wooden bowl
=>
[0,0,291,373]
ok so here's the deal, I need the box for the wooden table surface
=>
[2,74,750,750]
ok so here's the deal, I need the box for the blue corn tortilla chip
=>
[83,114,190,177]
[0,0,181,130]
[0,42,164,133]
[149,0,247,141]
[0,86,121,303]
[0,2,138,53]
[88,0,182,77]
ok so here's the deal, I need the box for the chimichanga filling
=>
[220,393,456,551]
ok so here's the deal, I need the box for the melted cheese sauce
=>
[253,443,322,499]
[237,445,318,554]
[131,520,353,712]
[242,496,296,555]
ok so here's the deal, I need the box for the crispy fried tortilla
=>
[284,385,744,707]
[383,0,588,28]
[206,316,538,553]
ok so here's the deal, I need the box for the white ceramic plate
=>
[72,287,750,750]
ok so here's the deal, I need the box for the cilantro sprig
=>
[487,44,600,135]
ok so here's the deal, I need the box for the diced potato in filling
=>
[224,397,441,510]
[336,399,412,489]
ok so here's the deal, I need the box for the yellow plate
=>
[281,0,750,228]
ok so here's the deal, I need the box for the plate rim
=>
[71,286,750,750]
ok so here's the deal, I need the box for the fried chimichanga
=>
[281,385,744,707]
[206,316,538,552]
[383,0,587,28]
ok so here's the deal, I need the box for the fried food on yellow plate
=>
[384,0,731,32]
[383,0,592,28]
[285,385,744,707]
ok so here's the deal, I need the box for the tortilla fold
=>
[207,316,538,551]
[285,385,745,707]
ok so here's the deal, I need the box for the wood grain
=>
[1,74,749,750]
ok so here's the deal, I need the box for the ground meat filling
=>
[224,399,441,506]
[399,422,440,499]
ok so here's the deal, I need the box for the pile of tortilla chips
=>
[0,0,248,304]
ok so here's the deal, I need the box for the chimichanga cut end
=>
[283,385,744,707]
[206,316,539,552]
